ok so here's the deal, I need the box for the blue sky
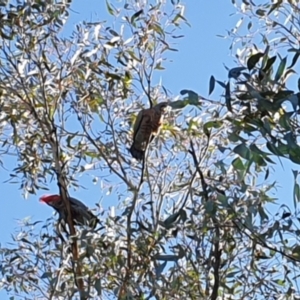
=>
[0,0,293,241]
[0,0,295,286]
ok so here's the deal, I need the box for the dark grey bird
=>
[40,194,99,229]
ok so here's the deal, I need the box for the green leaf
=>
[180,209,187,222]
[172,13,190,27]
[180,89,199,103]
[162,211,181,228]
[232,157,244,170]
[203,121,222,133]
[276,141,289,155]
[247,53,264,70]
[233,143,251,160]
[292,245,300,258]
[261,46,270,68]
[105,0,115,16]
[131,9,143,25]
[209,75,215,95]
[228,132,240,142]
[273,90,294,103]
[249,144,268,156]
[204,200,215,214]
[253,154,267,167]
[105,72,122,81]
[109,29,119,37]
[216,80,227,88]
[256,9,265,16]
[292,169,298,180]
[94,278,102,295]
[264,156,275,164]
[155,261,167,277]
[266,142,284,157]
[289,151,300,164]
[179,90,200,107]
[282,212,291,219]
[278,111,292,130]
[154,62,165,70]
[265,168,270,180]
[169,100,188,109]
[288,51,300,69]
[155,254,179,261]
[85,151,99,158]
[124,71,132,89]
[228,67,246,79]
[274,56,287,82]
[150,23,165,37]
[268,0,283,15]
[262,56,276,73]
[127,50,142,62]
[284,132,298,150]
[258,205,269,222]
[41,272,52,279]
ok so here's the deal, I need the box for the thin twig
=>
[189,139,221,300]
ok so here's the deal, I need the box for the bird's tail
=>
[129,145,144,161]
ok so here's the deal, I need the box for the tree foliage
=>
[1,0,300,299]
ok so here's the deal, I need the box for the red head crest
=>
[39,194,61,203]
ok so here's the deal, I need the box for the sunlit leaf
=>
[232,157,244,170]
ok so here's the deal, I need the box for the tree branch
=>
[49,125,86,300]
[189,139,221,300]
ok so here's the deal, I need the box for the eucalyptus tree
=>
[1,0,300,300]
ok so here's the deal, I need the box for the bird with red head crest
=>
[40,194,99,229]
